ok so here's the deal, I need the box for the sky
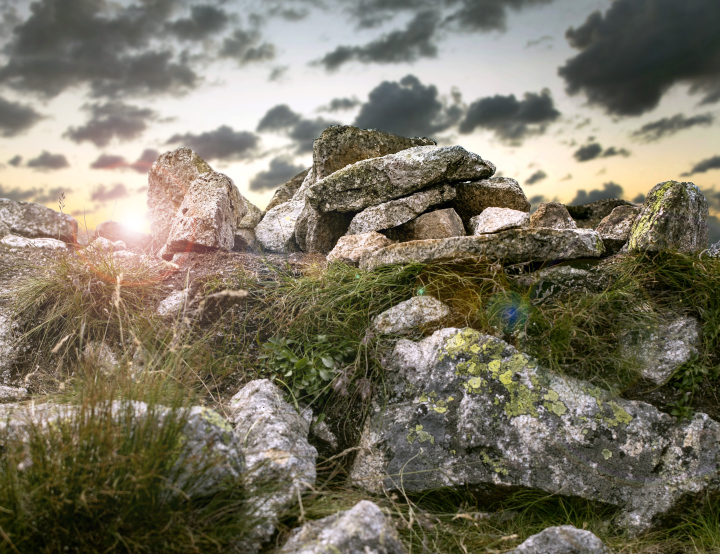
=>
[0,0,718,242]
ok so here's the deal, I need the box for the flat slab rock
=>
[470,207,529,234]
[371,295,451,336]
[360,228,605,270]
[350,328,720,536]
[508,525,610,554]
[327,231,395,267]
[0,198,78,243]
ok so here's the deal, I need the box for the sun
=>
[122,215,149,234]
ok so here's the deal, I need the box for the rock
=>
[628,181,709,253]
[620,316,702,385]
[327,232,396,267]
[95,221,153,251]
[470,207,530,234]
[0,314,17,386]
[350,327,720,536]
[360,229,605,271]
[0,235,67,250]
[229,379,318,549]
[165,171,245,255]
[255,182,308,253]
[294,203,354,254]
[452,177,530,232]
[147,147,213,246]
[566,199,636,230]
[347,184,457,236]
[521,264,611,305]
[279,500,407,554]
[238,196,263,230]
[265,168,311,213]
[386,208,466,242]
[306,145,496,214]
[371,296,451,336]
[0,220,10,239]
[709,241,720,258]
[156,289,191,318]
[594,205,642,255]
[528,203,577,230]
[234,228,257,250]
[0,199,78,243]
[507,525,610,554]
[83,341,118,369]
[86,236,126,253]
[0,385,26,402]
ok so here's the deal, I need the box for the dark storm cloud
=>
[0,183,39,201]
[7,155,21,167]
[443,0,556,33]
[257,104,339,153]
[249,157,306,191]
[64,102,158,147]
[90,154,128,170]
[354,74,462,137]
[682,155,720,177]
[220,29,276,65]
[316,11,438,71]
[633,193,646,204]
[526,170,547,185]
[319,97,361,112]
[573,143,630,162]
[631,113,715,143]
[257,105,302,132]
[33,186,71,204]
[167,125,260,161]
[91,183,130,203]
[568,182,625,205]
[0,96,43,136]
[558,0,720,116]
[700,186,720,211]
[459,88,560,144]
[26,151,69,171]
[166,5,229,40]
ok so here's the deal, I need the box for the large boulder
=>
[350,328,720,536]
[628,181,709,253]
[0,199,78,243]
[385,208,466,242]
[265,168,311,213]
[470,207,529,235]
[327,232,395,267]
[147,147,213,246]
[594,205,642,255]
[507,526,610,554]
[165,172,245,255]
[566,198,636,230]
[294,203,354,254]
[305,145,496,214]
[95,221,153,251]
[527,202,577,230]
[451,177,530,232]
[255,188,308,253]
[360,229,605,271]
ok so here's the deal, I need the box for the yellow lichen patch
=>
[481,451,509,476]
[464,377,486,394]
[602,449,613,460]
[407,424,435,445]
[198,407,234,434]
[488,359,502,376]
[606,402,633,427]
[504,382,540,418]
[499,370,514,385]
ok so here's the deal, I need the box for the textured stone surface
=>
[95,220,153,251]
[595,205,642,255]
[234,228,257,250]
[360,229,605,271]
[279,500,407,554]
[156,289,190,318]
[350,327,720,536]
[87,236,126,253]
[347,184,457,235]
[386,208,466,242]
[255,195,306,253]
[566,199,636,230]
[470,207,529,234]
[0,235,67,250]
[709,241,720,258]
[508,525,611,554]
[238,195,263,229]
[306,145,495,213]
[628,181,709,253]
[0,385,27,402]
[147,147,213,245]
[621,316,702,385]
[327,232,395,267]
[371,296,451,336]
[528,203,577,230]
[521,264,611,305]
[229,379,318,549]
[294,203,353,254]
[0,199,78,243]
[452,177,530,232]
[266,168,311,213]
[166,172,244,254]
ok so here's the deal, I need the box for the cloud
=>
[268,65,288,81]
[316,11,438,71]
[560,173,572,181]
[166,5,229,40]
[64,102,158,147]
[526,170,547,185]
[568,182,625,205]
[0,95,43,136]
[257,104,339,153]
[526,35,553,49]
[220,28,276,65]
[573,143,630,162]
[91,183,130,203]
[249,156,307,191]
[444,0,556,32]
[26,151,69,171]
[257,105,302,132]
[632,193,646,204]
[89,149,158,174]
[33,186,71,204]
[459,88,560,144]
[0,183,39,201]
[701,186,720,212]
[319,97,361,112]
[682,155,720,177]
[7,155,21,167]
[354,74,462,137]
[129,149,159,174]
[631,113,715,142]
[167,125,260,161]
[558,0,720,116]
[90,154,128,170]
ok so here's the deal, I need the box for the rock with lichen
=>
[507,525,611,553]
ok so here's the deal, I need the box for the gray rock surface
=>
[229,379,318,549]
[238,196,263,230]
[507,525,610,553]
[0,199,78,243]
[350,327,720,536]
[147,147,213,246]
[234,228,257,250]
[360,229,605,271]
[87,236,126,253]
[620,316,702,385]
[470,207,530,234]
[0,235,67,250]
[279,500,406,554]
[156,289,190,318]
[386,208,465,242]
[521,264,611,305]
[371,296,451,336]
[452,177,530,232]
[327,232,395,267]
[566,199,636,230]
[294,203,353,254]
[0,385,26,402]
[528,203,577,230]
[266,168,311,213]
[347,184,457,236]
[709,241,720,258]
[628,181,709,253]
[255,188,307,253]
[595,205,642,255]
[166,171,244,255]
[306,145,495,213]
[95,221,153,251]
